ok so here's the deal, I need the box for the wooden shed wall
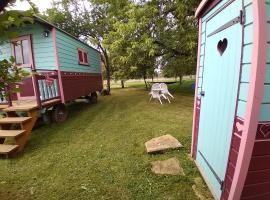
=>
[0,23,56,71]
[260,0,270,121]
[220,1,254,199]
[193,0,255,199]
[55,29,102,102]
[193,0,233,162]
[55,30,101,73]
[238,1,270,199]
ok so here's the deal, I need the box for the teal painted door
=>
[196,0,243,198]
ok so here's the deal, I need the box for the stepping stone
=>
[145,134,183,153]
[151,157,184,175]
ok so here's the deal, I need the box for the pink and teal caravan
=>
[0,17,102,156]
[0,16,102,112]
[192,0,270,199]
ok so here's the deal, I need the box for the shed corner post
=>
[191,17,203,159]
[52,27,65,104]
[228,1,268,199]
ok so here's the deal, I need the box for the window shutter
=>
[78,50,83,63]
[83,52,88,64]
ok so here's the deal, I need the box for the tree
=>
[0,0,36,41]
[104,0,200,89]
[104,2,158,90]
[45,0,200,91]
[45,0,129,93]
[0,0,14,12]
[151,0,199,84]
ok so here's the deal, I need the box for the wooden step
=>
[0,117,32,124]
[3,105,38,112]
[0,144,19,154]
[0,130,25,138]
[42,99,61,108]
[0,104,9,110]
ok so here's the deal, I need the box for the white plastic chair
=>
[160,83,174,99]
[151,83,161,91]
[149,83,169,104]
[149,90,163,104]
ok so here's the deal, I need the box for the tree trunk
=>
[106,68,111,92]
[179,75,183,85]
[99,45,111,93]
[143,75,148,90]
[121,80,125,88]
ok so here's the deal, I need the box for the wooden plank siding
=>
[55,30,101,73]
[195,0,270,199]
[239,1,270,199]
[236,0,253,118]
[55,29,102,102]
[260,0,270,121]
[194,1,247,199]
[0,23,56,71]
[194,1,252,199]
[220,0,253,199]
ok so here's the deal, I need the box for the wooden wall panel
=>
[61,72,103,102]
[56,30,101,74]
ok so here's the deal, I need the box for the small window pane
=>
[14,41,23,64]
[22,40,30,64]
[83,52,88,64]
[78,50,83,62]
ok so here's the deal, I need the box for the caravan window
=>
[77,48,89,66]
[11,35,32,67]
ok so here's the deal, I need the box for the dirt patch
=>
[192,177,214,200]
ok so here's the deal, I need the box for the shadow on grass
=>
[120,80,195,97]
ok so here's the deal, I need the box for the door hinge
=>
[208,10,244,37]
[198,151,224,188]
[220,180,225,191]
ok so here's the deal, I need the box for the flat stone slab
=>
[151,157,184,175]
[145,134,183,153]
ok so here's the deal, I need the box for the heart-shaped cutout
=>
[260,123,270,138]
[236,122,243,133]
[217,38,228,56]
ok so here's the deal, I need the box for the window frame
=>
[11,35,33,68]
[77,48,89,66]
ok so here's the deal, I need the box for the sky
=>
[12,0,53,12]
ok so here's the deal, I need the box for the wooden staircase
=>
[0,105,38,157]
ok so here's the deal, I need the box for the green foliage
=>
[45,0,90,38]
[0,10,34,41]
[104,0,200,85]
[44,0,117,92]
[0,58,29,97]
[0,0,35,96]
[44,0,200,91]
[0,0,37,42]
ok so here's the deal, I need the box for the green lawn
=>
[0,80,212,200]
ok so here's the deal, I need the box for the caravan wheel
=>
[90,92,98,104]
[86,92,98,104]
[51,103,68,123]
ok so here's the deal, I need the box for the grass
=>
[0,80,212,200]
